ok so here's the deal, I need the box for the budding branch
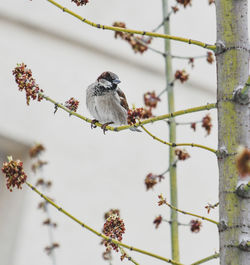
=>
[140,125,217,154]
[158,195,219,225]
[25,181,183,265]
[46,0,216,51]
[42,93,216,132]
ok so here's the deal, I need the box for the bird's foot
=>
[101,122,114,134]
[91,119,99,129]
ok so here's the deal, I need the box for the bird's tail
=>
[129,127,142,132]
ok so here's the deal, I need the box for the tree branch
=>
[132,36,208,60]
[162,219,190,227]
[160,160,178,176]
[190,253,219,265]
[131,36,166,57]
[140,125,217,154]
[162,1,179,260]
[41,93,216,132]
[238,240,250,252]
[25,181,184,265]
[236,181,250,198]
[152,10,173,32]
[46,0,216,51]
[118,246,140,265]
[158,195,219,225]
[233,76,250,104]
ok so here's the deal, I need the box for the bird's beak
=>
[113,79,121,84]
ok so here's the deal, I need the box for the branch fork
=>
[233,76,250,105]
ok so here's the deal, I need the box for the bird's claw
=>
[101,122,114,134]
[91,119,98,129]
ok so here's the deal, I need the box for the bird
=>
[86,71,130,133]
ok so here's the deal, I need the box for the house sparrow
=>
[86,71,130,133]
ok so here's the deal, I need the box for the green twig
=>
[162,219,190,227]
[41,93,216,132]
[25,181,184,265]
[141,125,217,154]
[131,36,209,60]
[46,0,216,51]
[160,160,178,176]
[158,195,219,225]
[152,10,173,32]
[131,36,166,57]
[118,246,140,265]
[190,253,219,265]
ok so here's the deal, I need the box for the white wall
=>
[1,1,247,264]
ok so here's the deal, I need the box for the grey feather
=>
[86,72,140,132]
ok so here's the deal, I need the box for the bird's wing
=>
[116,88,129,111]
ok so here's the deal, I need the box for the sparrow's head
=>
[97,71,121,89]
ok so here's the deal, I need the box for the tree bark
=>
[216,0,250,264]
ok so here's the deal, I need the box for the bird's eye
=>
[105,73,112,82]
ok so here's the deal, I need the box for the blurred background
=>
[1,1,248,264]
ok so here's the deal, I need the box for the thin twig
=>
[157,81,175,97]
[158,195,219,225]
[157,87,168,98]
[160,160,178,176]
[132,35,209,60]
[162,219,190,227]
[44,202,57,265]
[131,36,166,57]
[205,202,219,214]
[25,181,184,265]
[36,165,57,265]
[46,0,216,51]
[140,125,217,154]
[175,121,202,126]
[132,36,209,59]
[118,246,140,265]
[162,119,202,126]
[152,10,173,32]
[173,54,207,60]
[190,253,219,265]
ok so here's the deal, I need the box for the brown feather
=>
[117,88,129,111]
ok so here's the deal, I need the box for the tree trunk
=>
[216,0,250,264]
